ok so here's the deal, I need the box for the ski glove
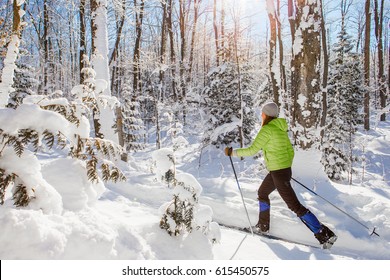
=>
[225,147,233,156]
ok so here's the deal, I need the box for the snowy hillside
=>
[1,120,389,261]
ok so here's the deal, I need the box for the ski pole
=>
[229,156,254,236]
[291,177,380,237]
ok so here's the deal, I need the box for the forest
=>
[0,0,389,213]
[1,0,390,265]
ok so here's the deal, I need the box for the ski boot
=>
[254,222,269,234]
[255,201,270,234]
[315,225,338,249]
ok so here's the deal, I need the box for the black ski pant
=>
[257,167,308,229]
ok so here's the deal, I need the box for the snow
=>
[292,28,304,55]
[0,148,63,215]
[152,148,176,184]
[1,0,389,277]
[0,103,72,137]
[0,104,389,280]
[1,118,389,262]
[174,173,203,201]
[41,158,105,211]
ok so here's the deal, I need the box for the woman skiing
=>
[225,101,337,248]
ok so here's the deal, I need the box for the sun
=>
[223,0,266,16]
[220,0,267,26]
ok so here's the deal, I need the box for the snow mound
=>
[0,207,151,259]
[0,147,63,215]
[175,173,203,201]
[42,158,105,211]
[152,148,175,184]
[144,224,215,260]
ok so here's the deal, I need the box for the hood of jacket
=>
[268,118,288,132]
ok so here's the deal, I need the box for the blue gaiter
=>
[259,201,270,212]
[300,211,322,234]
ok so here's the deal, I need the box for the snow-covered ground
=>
[1,120,390,262]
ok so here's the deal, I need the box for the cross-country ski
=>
[220,224,323,249]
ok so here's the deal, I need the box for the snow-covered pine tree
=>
[152,148,176,187]
[160,172,220,243]
[121,80,145,152]
[8,58,39,108]
[160,179,195,236]
[159,101,190,152]
[203,61,256,148]
[0,94,126,210]
[72,55,119,138]
[137,61,164,149]
[321,25,364,182]
[1,57,125,210]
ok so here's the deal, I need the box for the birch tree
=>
[0,0,25,108]
[90,0,118,142]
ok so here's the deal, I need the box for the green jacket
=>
[235,118,294,171]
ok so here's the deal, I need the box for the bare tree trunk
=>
[114,51,126,161]
[178,0,188,102]
[355,8,365,52]
[287,0,295,120]
[288,0,295,41]
[155,99,161,149]
[167,0,177,101]
[133,0,145,94]
[319,0,329,139]
[290,0,322,149]
[364,0,371,130]
[108,1,127,159]
[188,0,201,81]
[43,0,49,95]
[110,0,126,66]
[220,0,225,62]
[68,10,75,88]
[213,0,219,66]
[388,22,390,93]
[203,20,207,88]
[267,1,280,105]
[79,0,87,84]
[374,0,386,121]
[234,31,244,149]
[159,0,167,102]
[277,0,287,95]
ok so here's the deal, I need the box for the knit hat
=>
[262,102,279,117]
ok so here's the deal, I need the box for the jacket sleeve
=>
[234,126,271,157]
